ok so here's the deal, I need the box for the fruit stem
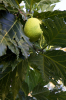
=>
[30,0,33,13]
[26,13,33,18]
[33,43,48,53]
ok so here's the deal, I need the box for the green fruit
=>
[24,18,43,42]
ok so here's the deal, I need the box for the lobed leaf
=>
[48,91,66,100]
[28,53,44,78]
[0,53,29,99]
[32,84,50,100]
[28,49,66,86]
[25,68,46,92]
[44,50,66,85]
[0,10,32,58]
[41,17,66,47]
[33,10,66,19]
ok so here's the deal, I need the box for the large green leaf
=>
[0,53,20,80]
[11,74,21,100]
[21,81,29,95]
[18,59,28,81]
[28,53,44,78]
[44,50,66,85]
[28,50,66,85]
[32,85,50,100]
[33,10,66,19]
[28,53,52,83]
[15,0,22,4]
[0,53,29,99]
[48,91,66,100]
[37,0,60,4]
[11,58,29,99]
[0,3,18,14]
[0,43,7,56]
[41,17,66,47]
[25,68,46,92]
[0,66,16,99]
[0,10,32,58]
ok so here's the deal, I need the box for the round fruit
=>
[24,18,43,42]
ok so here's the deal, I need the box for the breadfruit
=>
[24,18,43,42]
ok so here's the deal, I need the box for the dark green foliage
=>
[0,52,29,99]
[44,50,66,85]
[0,10,32,58]
[48,91,66,100]
[15,0,22,4]
[25,68,47,92]
[33,10,66,19]
[0,0,66,100]
[32,85,50,100]
[41,17,66,47]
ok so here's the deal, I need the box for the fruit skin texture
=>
[24,18,43,42]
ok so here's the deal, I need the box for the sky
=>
[54,0,66,10]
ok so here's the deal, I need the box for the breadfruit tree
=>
[0,0,66,100]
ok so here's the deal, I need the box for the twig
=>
[33,44,48,53]
[18,9,26,21]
